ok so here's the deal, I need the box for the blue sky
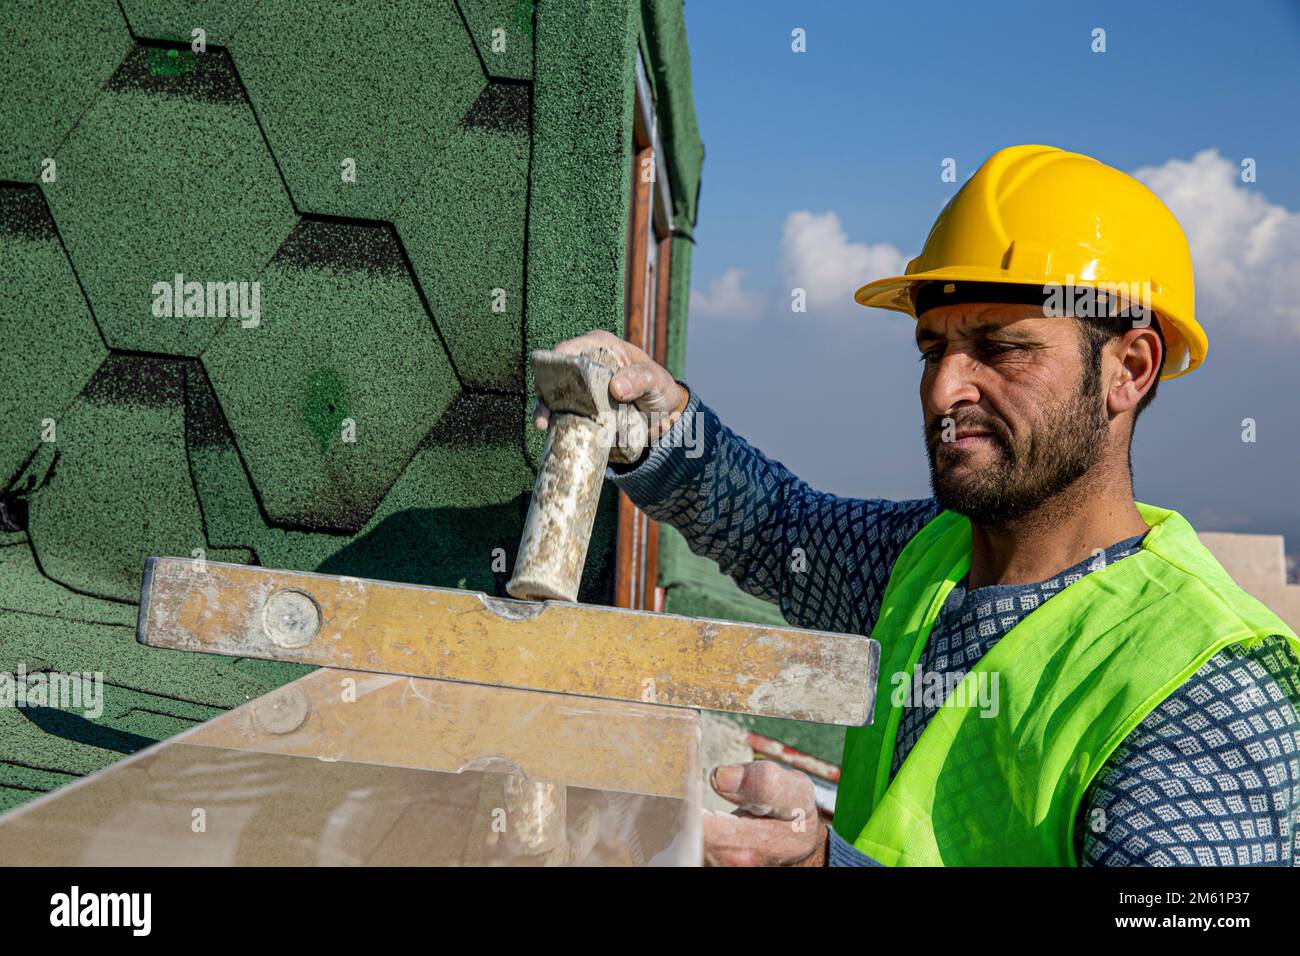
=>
[678,0,1300,573]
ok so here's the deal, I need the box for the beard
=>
[924,368,1110,527]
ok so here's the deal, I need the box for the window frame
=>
[616,49,676,612]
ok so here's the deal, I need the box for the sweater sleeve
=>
[1079,635,1300,866]
[826,826,885,867]
[607,387,939,635]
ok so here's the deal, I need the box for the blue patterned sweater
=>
[608,389,1300,867]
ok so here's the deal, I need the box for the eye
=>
[918,348,943,363]
[977,341,1014,358]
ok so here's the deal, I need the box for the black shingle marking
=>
[81,355,185,409]
[0,494,29,532]
[459,81,531,134]
[0,186,57,241]
[426,391,519,448]
[271,218,406,277]
[183,363,233,451]
[106,45,244,105]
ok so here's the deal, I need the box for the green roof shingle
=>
[24,356,252,601]
[119,0,262,45]
[0,187,108,489]
[229,0,485,219]
[0,0,132,182]
[44,46,297,356]
[202,219,462,532]
[457,0,535,81]
[394,118,530,390]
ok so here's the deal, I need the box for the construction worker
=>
[534,145,1300,866]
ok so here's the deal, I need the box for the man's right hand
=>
[531,330,689,443]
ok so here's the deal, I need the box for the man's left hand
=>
[703,761,826,866]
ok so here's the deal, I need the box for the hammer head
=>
[506,348,649,602]
[529,348,648,463]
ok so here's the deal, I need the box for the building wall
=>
[0,0,703,812]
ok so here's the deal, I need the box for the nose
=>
[922,347,982,421]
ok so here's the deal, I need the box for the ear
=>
[1107,324,1161,416]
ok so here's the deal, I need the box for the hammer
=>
[507,348,650,602]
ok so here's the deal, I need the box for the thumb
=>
[710,761,807,821]
[609,364,661,407]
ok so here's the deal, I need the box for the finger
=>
[609,363,659,405]
[552,329,623,358]
[532,398,550,430]
[701,809,810,867]
[703,810,776,867]
[710,762,812,821]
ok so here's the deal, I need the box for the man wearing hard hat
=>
[534,145,1300,866]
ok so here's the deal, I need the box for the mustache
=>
[927,414,1009,447]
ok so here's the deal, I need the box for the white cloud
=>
[778,210,908,316]
[688,267,763,321]
[689,211,908,323]
[1133,149,1300,338]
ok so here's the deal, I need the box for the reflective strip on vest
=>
[832,502,1300,866]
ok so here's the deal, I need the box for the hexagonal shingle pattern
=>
[43,45,298,357]
[201,219,461,533]
[394,100,530,390]
[0,187,108,489]
[230,0,485,219]
[185,361,533,589]
[24,355,253,601]
[0,0,132,182]
[0,0,714,820]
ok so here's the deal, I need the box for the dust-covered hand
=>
[530,330,689,444]
[703,760,827,867]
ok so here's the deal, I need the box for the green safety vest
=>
[833,501,1300,866]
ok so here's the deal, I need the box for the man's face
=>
[916,302,1111,525]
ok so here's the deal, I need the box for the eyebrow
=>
[915,322,1039,347]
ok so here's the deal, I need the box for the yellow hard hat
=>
[855,144,1205,380]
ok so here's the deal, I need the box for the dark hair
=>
[1074,311,1165,426]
